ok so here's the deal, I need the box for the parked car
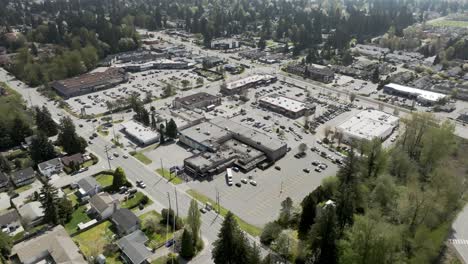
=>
[303,168,310,173]
[249,180,257,186]
[275,166,281,171]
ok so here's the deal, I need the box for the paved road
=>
[450,205,468,263]
[0,68,272,264]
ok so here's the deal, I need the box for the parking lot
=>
[187,143,339,226]
[66,68,202,116]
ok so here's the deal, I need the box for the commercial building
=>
[259,94,315,119]
[173,92,221,110]
[202,56,224,68]
[180,117,287,177]
[383,83,447,105]
[284,64,335,83]
[121,120,160,146]
[458,109,468,123]
[336,109,399,142]
[221,74,277,95]
[210,38,240,49]
[10,225,87,264]
[51,68,129,99]
[123,59,190,72]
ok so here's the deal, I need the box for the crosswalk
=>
[449,239,468,245]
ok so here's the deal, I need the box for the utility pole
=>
[160,158,165,180]
[174,187,179,218]
[166,192,171,261]
[215,187,220,214]
[104,145,112,170]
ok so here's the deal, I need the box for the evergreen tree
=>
[39,179,60,225]
[35,106,58,136]
[278,197,293,228]
[159,124,165,144]
[112,167,127,191]
[186,199,201,247]
[57,116,87,154]
[165,119,178,139]
[298,186,327,240]
[0,154,12,173]
[371,67,380,84]
[212,211,251,264]
[0,231,12,260]
[11,117,32,145]
[30,133,56,163]
[58,197,74,224]
[249,243,262,264]
[308,202,338,264]
[180,228,195,259]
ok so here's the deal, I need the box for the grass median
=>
[186,189,262,237]
[155,168,183,185]
[130,151,152,165]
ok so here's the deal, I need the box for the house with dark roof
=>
[117,230,152,264]
[61,153,84,167]
[111,208,140,236]
[89,192,120,220]
[10,167,36,187]
[0,209,23,236]
[0,171,9,191]
[37,158,62,178]
[76,177,101,198]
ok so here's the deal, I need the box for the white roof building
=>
[384,83,447,104]
[337,109,399,142]
[121,120,159,145]
[226,74,275,91]
[259,95,307,113]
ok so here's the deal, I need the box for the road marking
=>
[449,239,468,245]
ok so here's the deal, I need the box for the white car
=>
[109,156,114,160]
[249,180,257,186]
[123,154,129,159]
[241,178,248,184]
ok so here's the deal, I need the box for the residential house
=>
[76,177,101,198]
[10,167,36,187]
[0,209,23,236]
[89,192,120,220]
[111,208,140,236]
[37,158,63,178]
[17,201,44,226]
[117,230,152,264]
[0,171,9,191]
[62,153,84,167]
[10,225,87,264]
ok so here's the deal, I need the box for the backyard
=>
[64,205,91,234]
[73,221,122,263]
[139,210,174,249]
[122,191,153,210]
[95,173,114,188]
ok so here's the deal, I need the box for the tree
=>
[298,186,328,240]
[307,202,338,264]
[35,106,58,136]
[212,211,251,264]
[349,93,356,103]
[180,229,195,259]
[159,124,166,144]
[258,37,266,50]
[57,117,87,154]
[11,117,32,145]
[249,243,262,264]
[278,197,294,227]
[112,167,128,191]
[0,154,12,173]
[161,208,183,230]
[39,179,60,225]
[371,67,380,84]
[58,197,74,224]
[187,199,201,247]
[298,143,308,153]
[271,229,298,262]
[30,133,56,163]
[165,119,178,139]
[0,231,12,259]
[162,83,174,98]
[260,221,282,245]
[342,50,353,65]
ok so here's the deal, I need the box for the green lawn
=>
[428,19,468,28]
[139,211,174,248]
[95,173,114,188]
[131,152,152,165]
[62,186,74,194]
[187,189,262,237]
[73,221,121,262]
[15,184,33,193]
[64,205,92,234]
[97,125,109,136]
[155,168,183,185]
[122,192,153,209]
[81,160,94,168]
[0,82,31,123]
[68,193,79,207]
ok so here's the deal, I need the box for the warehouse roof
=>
[259,94,307,113]
[338,110,399,141]
[385,83,447,102]
[174,92,219,106]
[121,120,159,144]
[226,74,275,90]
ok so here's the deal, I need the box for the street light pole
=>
[104,145,112,170]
